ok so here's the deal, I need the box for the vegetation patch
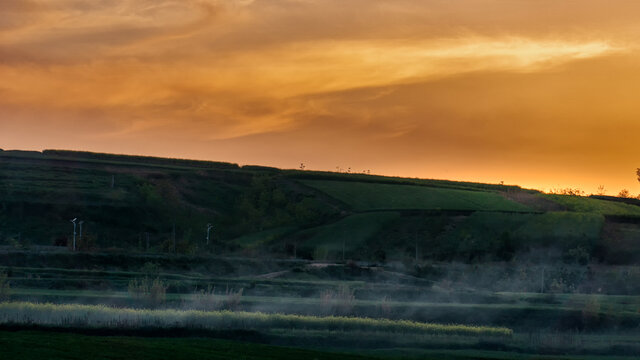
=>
[543,195,640,216]
[515,212,604,247]
[0,330,372,360]
[0,302,513,338]
[298,212,401,260]
[302,180,531,212]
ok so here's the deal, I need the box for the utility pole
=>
[79,221,84,249]
[172,223,176,254]
[70,218,77,251]
[206,223,213,245]
[414,229,420,263]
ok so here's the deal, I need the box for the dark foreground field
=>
[0,330,368,360]
[1,330,636,360]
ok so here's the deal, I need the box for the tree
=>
[637,168,640,183]
[618,189,631,198]
[596,185,606,196]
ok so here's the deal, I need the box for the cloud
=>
[2,0,640,193]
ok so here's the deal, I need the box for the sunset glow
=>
[2,0,640,194]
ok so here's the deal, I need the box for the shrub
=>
[140,262,160,277]
[564,246,590,265]
[128,277,167,307]
[190,286,244,311]
[582,296,601,328]
[377,296,392,318]
[320,285,355,315]
[549,278,566,293]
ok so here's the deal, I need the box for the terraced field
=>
[302,180,532,212]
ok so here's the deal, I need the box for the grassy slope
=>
[543,194,640,216]
[515,212,605,245]
[3,149,640,262]
[230,226,297,248]
[298,212,401,258]
[301,180,532,212]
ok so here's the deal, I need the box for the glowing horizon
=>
[2,0,640,196]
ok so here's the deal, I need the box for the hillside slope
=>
[1,149,639,264]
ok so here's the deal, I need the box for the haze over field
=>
[1,0,640,193]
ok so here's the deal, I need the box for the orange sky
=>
[1,0,640,195]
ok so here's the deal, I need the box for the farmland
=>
[5,331,636,360]
[301,180,533,212]
[2,149,640,359]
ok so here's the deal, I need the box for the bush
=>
[377,296,392,318]
[128,277,167,307]
[190,286,244,311]
[564,246,590,265]
[582,296,601,328]
[320,285,355,315]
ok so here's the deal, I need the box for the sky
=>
[1,0,639,195]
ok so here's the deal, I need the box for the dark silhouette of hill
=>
[2,149,640,264]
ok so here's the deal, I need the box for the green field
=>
[544,194,640,216]
[1,330,638,360]
[0,330,371,360]
[298,212,401,259]
[0,331,632,360]
[302,180,532,212]
[515,212,604,245]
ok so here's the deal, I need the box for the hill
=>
[1,149,640,264]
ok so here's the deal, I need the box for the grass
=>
[0,302,513,337]
[370,348,640,360]
[8,288,640,333]
[0,301,515,337]
[544,195,640,216]
[515,212,604,246]
[298,212,401,259]
[1,330,638,360]
[302,180,531,212]
[0,330,373,360]
[230,226,297,248]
